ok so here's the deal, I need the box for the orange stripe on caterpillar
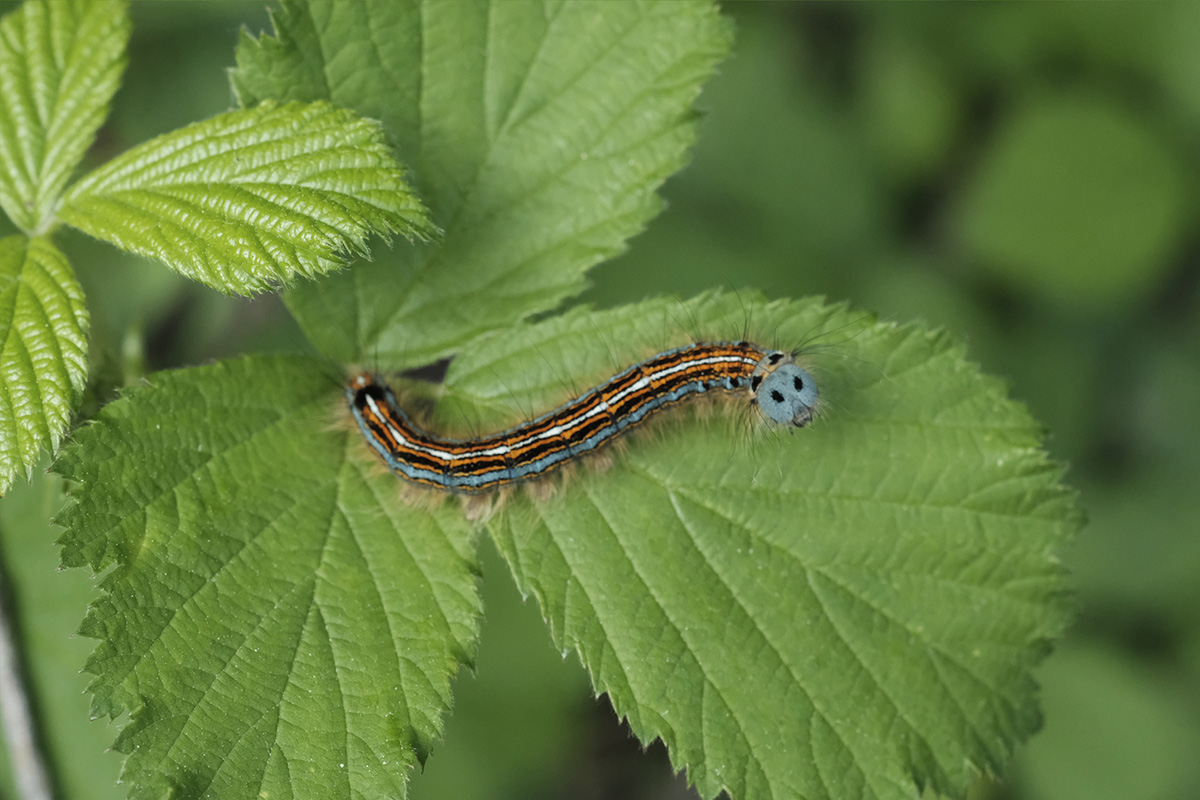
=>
[347,341,817,493]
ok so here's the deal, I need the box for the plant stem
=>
[0,565,53,800]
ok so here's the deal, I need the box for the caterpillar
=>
[347,340,818,494]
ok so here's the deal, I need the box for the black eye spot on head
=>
[769,353,784,364]
[770,389,784,404]
[751,375,762,391]
[793,375,804,391]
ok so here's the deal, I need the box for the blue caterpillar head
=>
[751,352,818,427]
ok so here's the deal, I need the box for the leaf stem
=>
[0,564,54,800]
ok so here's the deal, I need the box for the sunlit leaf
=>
[0,0,128,234]
[0,235,87,494]
[60,100,435,295]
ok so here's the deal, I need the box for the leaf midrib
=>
[374,6,651,343]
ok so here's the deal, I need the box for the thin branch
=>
[0,563,54,800]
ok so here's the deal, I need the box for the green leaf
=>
[0,234,87,495]
[231,0,732,366]
[407,540,590,800]
[440,292,1079,800]
[55,356,481,800]
[0,0,129,234]
[55,292,1079,800]
[59,100,436,295]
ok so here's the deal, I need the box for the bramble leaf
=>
[0,235,87,494]
[444,292,1080,800]
[0,0,128,234]
[55,292,1079,800]
[232,0,732,366]
[59,100,435,295]
[51,2,1082,798]
[55,357,480,800]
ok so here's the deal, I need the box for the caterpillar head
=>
[750,351,818,428]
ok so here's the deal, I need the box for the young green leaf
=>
[232,0,733,366]
[0,235,87,495]
[55,357,481,800]
[439,293,1079,800]
[58,100,436,295]
[0,0,129,234]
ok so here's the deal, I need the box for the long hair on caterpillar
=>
[342,292,872,517]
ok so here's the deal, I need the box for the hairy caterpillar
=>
[347,340,817,494]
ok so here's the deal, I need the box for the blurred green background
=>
[1,3,1198,800]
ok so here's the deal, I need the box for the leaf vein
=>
[580,480,773,795]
